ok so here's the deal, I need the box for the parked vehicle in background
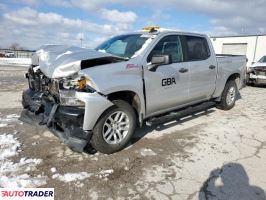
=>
[5,52,15,58]
[247,56,266,85]
[20,27,246,154]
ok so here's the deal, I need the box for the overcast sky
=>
[0,0,265,50]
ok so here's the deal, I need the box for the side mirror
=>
[251,61,255,65]
[148,55,171,71]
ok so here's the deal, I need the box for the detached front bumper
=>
[20,89,92,152]
[247,73,266,85]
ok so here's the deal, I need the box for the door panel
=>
[183,35,217,101]
[188,58,217,101]
[144,35,190,116]
[144,62,189,115]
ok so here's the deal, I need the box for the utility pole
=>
[80,38,83,48]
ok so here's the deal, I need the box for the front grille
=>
[27,68,43,92]
[27,66,60,96]
[255,71,266,76]
[254,67,266,73]
[48,80,60,95]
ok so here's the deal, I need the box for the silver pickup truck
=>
[21,27,246,154]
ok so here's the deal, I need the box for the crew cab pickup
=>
[21,27,246,154]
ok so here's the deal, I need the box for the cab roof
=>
[130,26,208,38]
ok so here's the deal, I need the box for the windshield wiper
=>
[118,56,130,61]
[97,49,129,61]
[111,55,129,61]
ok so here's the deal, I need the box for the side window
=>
[184,36,210,61]
[147,35,183,63]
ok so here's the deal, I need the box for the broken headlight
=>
[62,74,95,92]
[247,67,254,73]
[59,89,85,107]
[59,74,95,106]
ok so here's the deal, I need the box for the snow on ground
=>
[50,167,57,173]
[0,114,46,188]
[89,191,99,200]
[0,123,8,127]
[52,172,92,182]
[0,173,46,188]
[139,148,157,157]
[0,134,20,160]
[0,114,22,128]
[0,113,20,124]
[0,58,31,67]
[0,133,46,187]
[0,116,94,188]
[51,168,116,183]
[97,169,114,180]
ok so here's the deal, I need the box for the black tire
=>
[217,80,238,110]
[91,100,136,154]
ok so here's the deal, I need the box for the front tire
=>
[217,80,238,110]
[91,100,136,154]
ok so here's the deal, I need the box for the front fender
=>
[103,86,146,120]
[76,92,114,130]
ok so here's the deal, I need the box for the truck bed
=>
[216,54,246,60]
[212,54,246,98]
[216,54,246,71]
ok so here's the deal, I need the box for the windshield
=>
[258,56,266,63]
[96,34,149,59]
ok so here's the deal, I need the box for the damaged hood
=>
[250,62,266,68]
[32,45,113,78]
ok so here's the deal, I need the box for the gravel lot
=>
[0,65,266,200]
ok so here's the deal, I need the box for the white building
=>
[211,34,266,67]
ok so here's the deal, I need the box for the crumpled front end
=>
[20,65,112,152]
[247,66,266,85]
[32,44,125,79]
[21,90,90,152]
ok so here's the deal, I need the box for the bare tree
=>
[9,43,22,50]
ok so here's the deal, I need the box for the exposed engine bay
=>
[26,66,60,102]
[21,65,94,152]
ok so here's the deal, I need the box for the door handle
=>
[179,68,188,73]
[209,65,216,69]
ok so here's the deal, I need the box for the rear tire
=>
[91,100,136,154]
[217,80,238,110]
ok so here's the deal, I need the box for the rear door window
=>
[183,36,210,61]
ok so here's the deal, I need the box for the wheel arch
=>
[106,90,143,126]
[226,73,241,89]
[214,72,241,102]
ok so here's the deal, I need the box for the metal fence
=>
[0,49,35,58]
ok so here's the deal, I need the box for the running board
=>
[146,101,216,126]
